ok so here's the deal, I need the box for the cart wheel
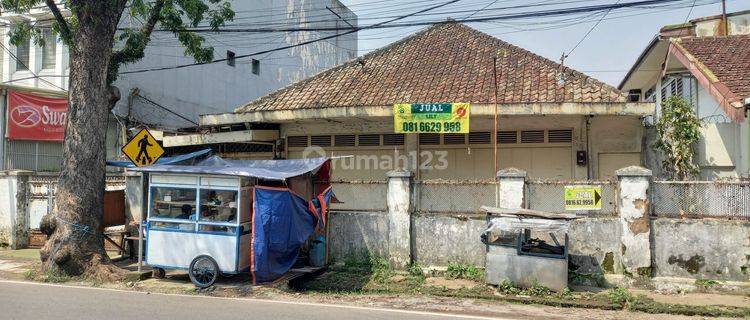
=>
[152,267,165,279]
[188,255,219,288]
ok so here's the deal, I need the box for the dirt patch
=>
[425,277,478,289]
[631,289,750,308]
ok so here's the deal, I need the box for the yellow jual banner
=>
[393,103,470,134]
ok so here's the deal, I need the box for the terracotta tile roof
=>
[676,35,750,102]
[236,22,626,112]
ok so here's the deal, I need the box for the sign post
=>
[393,103,470,134]
[122,129,164,167]
[564,185,603,211]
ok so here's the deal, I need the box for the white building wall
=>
[0,0,357,171]
[114,0,357,129]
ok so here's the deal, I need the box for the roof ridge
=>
[235,22,455,113]
[236,22,627,112]
[452,23,623,96]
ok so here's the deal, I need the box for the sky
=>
[337,0,750,87]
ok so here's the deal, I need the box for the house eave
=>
[200,102,654,126]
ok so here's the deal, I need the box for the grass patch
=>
[694,278,720,291]
[24,267,72,283]
[628,295,750,318]
[445,262,482,281]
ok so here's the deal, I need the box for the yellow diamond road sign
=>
[122,129,164,167]
[564,185,603,211]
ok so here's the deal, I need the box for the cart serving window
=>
[132,155,335,287]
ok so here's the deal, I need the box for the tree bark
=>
[40,1,128,281]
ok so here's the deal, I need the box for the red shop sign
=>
[6,90,68,141]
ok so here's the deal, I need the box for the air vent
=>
[383,134,405,146]
[468,132,491,144]
[334,135,355,147]
[443,133,466,145]
[548,129,573,143]
[310,135,332,147]
[419,133,440,145]
[358,134,381,146]
[497,131,517,144]
[287,136,308,148]
[521,130,545,143]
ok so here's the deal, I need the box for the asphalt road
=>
[0,280,508,320]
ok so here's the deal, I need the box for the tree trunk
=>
[39,2,128,280]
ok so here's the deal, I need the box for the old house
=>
[620,11,750,179]
[186,22,652,181]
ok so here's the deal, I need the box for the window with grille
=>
[287,136,308,147]
[547,129,573,143]
[251,59,260,75]
[358,134,381,146]
[15,39,30,71]
[497,131,517,144]
[42,29,56,69]
[382,134,405,146]
[521,130,545,143]
[443,133,466,145]
[419,133,440,145]
[227,51,236,67]
[660,77,684,101]
[310,135,332,147]
[468,132,491,144]
[334,135,355,147]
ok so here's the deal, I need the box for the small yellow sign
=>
[122,129,164,167]
[394,103,470,134]
[564,185,603,211]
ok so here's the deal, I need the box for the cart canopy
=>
[131,155,331,181]
[106,148,211,168]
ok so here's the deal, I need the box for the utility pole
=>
[492,53,501,177]
[722,0,728,36]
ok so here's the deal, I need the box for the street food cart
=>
[131,155,334,287]
[480,206,577,292]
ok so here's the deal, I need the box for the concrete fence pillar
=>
[496,168,528,209]
[615,166,653,277]
[386,170,413,268]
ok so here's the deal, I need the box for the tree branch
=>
[111,0,166,65]
[45,0,74,48]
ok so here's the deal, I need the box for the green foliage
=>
[1,0,235,84]
[694,278,720,291]
[496,280,557,297]
[654,96,702,180]
[407,262,424,277]
[606,287,633,306]
[445,262,482,281]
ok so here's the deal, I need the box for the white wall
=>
[0,0,357,131]
[114,0,357,129]
[0,174,18,247]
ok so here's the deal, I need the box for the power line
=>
[135,93,198,125]
[121,0,463,75]
[120,0,708,75]
[140,0,709,33]
[566,0,622,58]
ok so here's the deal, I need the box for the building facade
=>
[0,0,357,171]
[620,11,750,180]
[185,23,653,181]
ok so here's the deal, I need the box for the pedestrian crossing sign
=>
[122,129,164,167]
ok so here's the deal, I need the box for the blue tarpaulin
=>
[252,187,319,283]
[106,148,211,168]
[132,155,334,181]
